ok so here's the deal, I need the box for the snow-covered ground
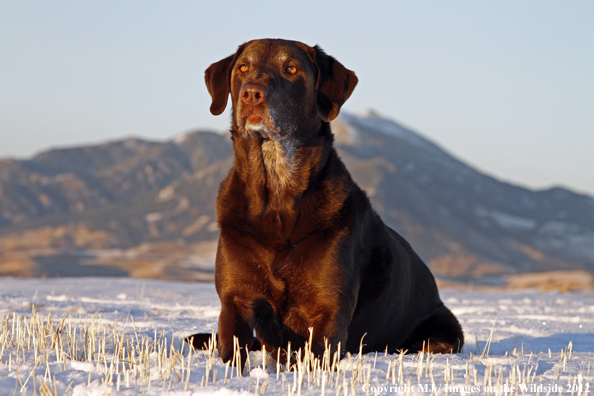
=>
[0,277,592,395]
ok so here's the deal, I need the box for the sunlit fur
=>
[199,39,464,372]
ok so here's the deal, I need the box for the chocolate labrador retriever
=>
[188,38,463,367]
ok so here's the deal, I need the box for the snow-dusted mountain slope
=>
[332,112,594,280]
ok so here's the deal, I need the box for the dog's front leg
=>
[312,311,350,360]
[217,298,255,373]
[282,304,351,362]
[251,298,284,348]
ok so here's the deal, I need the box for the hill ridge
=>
[1,114,593,281]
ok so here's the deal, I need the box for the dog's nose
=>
[240,84,267,106]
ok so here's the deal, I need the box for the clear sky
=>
[1,1,593,196]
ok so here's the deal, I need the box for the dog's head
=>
[205,39,357,142]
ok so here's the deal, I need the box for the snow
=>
[174,133,192,145]
[1,277,593,395]
[535,222,594,259]
[339,112,444,156]
[338,112,483,181]
[474,207,538,231]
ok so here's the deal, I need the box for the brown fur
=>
[187,39,464,370]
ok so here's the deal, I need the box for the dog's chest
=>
[260,139,296,193]
[260,235,341,297]
[265,256,325,323]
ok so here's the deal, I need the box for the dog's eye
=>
[286,66,298,75]
[239,64,248,73]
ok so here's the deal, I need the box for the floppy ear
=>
[204,45,244,115]
[312,46,358,122]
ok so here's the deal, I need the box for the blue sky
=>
[1,1,593,196]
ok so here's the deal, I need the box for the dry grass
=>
[0,308,591,395]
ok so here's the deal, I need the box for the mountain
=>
[0,132,231,245]
[333,112,594,281]
[1,112,593,283]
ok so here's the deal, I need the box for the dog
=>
[187,38,463,368]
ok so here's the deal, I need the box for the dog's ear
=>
[311,46,358,122]
[204,45,244,115]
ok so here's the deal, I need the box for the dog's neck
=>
[261,139,298,194]
[230,125,333,217]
